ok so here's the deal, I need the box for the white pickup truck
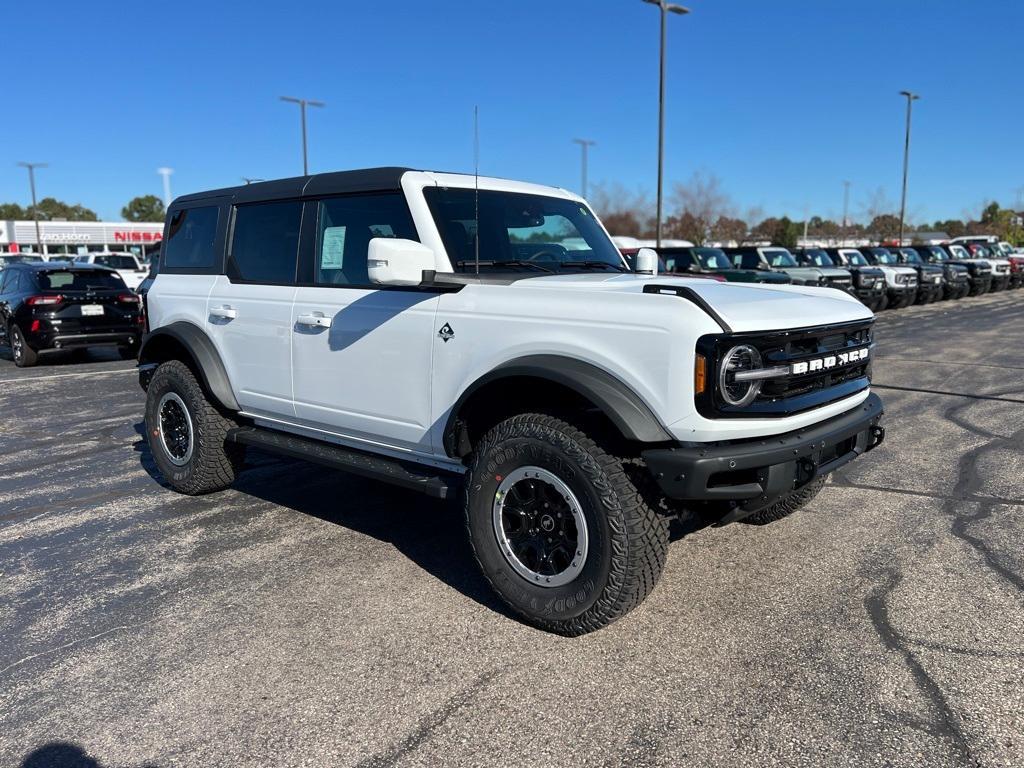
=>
[138,168,884,634]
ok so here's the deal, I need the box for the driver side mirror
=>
[634,247,659,276]
[367,238,437,285]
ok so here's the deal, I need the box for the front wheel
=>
[144,360,244,495]
[465,413,669,636]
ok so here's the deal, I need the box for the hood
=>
[511,273,871,333]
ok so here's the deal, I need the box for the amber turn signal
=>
[694,354,707,395]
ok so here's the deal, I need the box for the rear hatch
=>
[33,268,141,335]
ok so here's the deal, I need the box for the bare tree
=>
[669,171,733,245]
[587,182,655,237]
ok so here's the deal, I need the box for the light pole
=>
[642,0,689,248]
[280,96,325,175]
[157,167,174,207]
[17,162,47,255]
[572,138,596,198]
[898,90,920,246]
[841,180,851,246]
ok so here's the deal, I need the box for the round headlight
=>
[719,345,763,407]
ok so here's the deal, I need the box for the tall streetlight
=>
[841,180,851,246]
[572,138,596,198]
[642,0,689,248]
[157,167,174,207]
[17,162,47,255]
[280,96,325,175]
[898,90,920,246]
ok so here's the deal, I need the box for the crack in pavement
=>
[829,479,1024,509]
[865,567,974,764]
[872,383,1024,405]
[353,668,500,768]
[0,618,162,677]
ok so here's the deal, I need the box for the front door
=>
[289,193,439,455]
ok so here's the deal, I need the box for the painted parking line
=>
[0,368,136,385]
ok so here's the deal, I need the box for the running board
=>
[227,426,461,499]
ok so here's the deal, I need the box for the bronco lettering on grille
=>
[791,347,869,375]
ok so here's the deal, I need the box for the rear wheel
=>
[465,413,670,635]
[145,359,244,494]
[9,325,38,368]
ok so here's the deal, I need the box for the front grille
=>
[696,320,873,418]
[827,277,852,289]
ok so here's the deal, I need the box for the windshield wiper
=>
[560,260,627,272]
[455,259,554,273]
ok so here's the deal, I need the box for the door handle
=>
[296,312,332,329]
[209,305,237,320]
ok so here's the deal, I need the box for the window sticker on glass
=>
[321,226,347,270]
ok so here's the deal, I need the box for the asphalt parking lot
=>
[2,293,1022,768]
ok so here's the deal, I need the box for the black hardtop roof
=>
[172,166,417,206]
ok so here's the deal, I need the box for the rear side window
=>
[164,206,220,271]
[314,193,417,286]
[230,201,303,284]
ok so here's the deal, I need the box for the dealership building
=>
[0,219,164,258]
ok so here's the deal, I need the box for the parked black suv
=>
[658,246,792,284]
[910,245,970,299]
[889,247,945,304]
[935,244,993,295]
[821,248,887,311]
[0,263,143,367]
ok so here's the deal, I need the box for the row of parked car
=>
[0,251,151,290]
[619,236,1022,312]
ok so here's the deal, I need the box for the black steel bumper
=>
[643,393,884,513]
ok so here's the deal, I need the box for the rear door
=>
[206,200,303,419]
[290,192,439,454]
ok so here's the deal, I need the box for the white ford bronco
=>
[139,168,884,635]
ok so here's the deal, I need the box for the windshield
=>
[871,249,899,265]
[901,249,922,264]
[841,250,869,266]
[923,247,946,261]
[804,249,834,267]
[763,249,798,268]
[37,269,126,292]
[949,245,971,259]
[693,247,732,270]
[424,188,625,273]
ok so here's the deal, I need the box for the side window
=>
[164,206,220,271]
[314,193,417,286]
[0,270,14,293]
[229,201,303,284]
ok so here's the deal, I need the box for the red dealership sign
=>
[114,231,163,243]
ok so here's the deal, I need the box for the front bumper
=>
[643,393,884,513]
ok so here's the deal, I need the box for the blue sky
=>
[2,0,1020,224]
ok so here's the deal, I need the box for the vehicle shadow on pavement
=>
[0,346,124,368]
[130,423,519,621]
[20,741,157,768]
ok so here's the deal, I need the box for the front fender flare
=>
[444,355,673,455]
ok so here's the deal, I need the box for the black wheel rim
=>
[157,392,193,466]
[492,466,588,587]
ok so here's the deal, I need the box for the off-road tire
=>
[10,324,38,368]
[145,359,244,495]
[465,413,670,636]
[745,476,827,525]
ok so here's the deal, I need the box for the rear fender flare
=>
[139,322,239,411]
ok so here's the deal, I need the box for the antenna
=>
[474,105,480,275]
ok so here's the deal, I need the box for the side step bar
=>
[227,426,462,500]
